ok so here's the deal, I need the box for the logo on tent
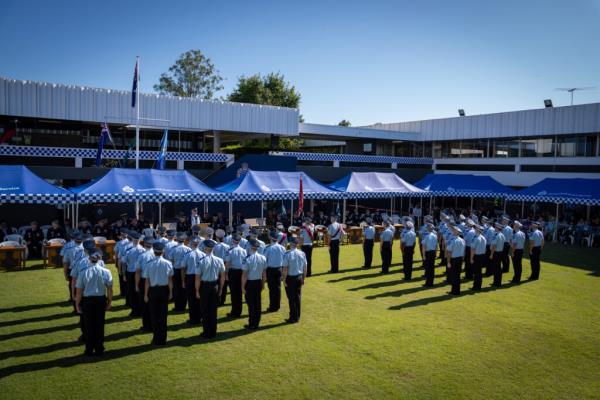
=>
[260,185,271,192]
[447,187,455,192]
[122,186,135,193]
[537,191,547,196]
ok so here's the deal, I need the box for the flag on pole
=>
[335,201,340,216]
[0,126,16,145]
[131,59,138,108]
[95,123,114,167]
[295,175,304,218]
[156,129,169,170]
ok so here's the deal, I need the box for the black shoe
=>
[285,318,298,324]
[226,312,240,318]
[422,284,433,287]
[470,287,481,291]
[510,279,520,284]
[78,335,85,343]
[83,351,94,357]
[244,324,257,330]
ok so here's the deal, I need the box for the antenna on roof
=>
[554,87,596,106]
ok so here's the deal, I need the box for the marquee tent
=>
[507,178,600,206]
[414,173,514,198]
[328,172,425,198]
[0,165,74,204]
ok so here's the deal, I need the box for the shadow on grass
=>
[532,243,600,276]
[387,280,534,310]
[0,321,289,378]
[0,300,71,314]
[365,280,448,299]
[0,311,76,328]
[349,272,446,292]
[327,264,426,283]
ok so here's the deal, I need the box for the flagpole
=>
[135,56,140,218]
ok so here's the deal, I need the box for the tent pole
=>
[75,202,79,229]
[390,197,393,215]
[429,196,432,214]
[420,196,423,226]
[503,198,507,213]
[554,202,559,242]
[204,200,208,214]
[355,198,358,213]
[400,197,403,216]
[521,200,525,219]
[470,196,474,212]
[261,201,264,219]
[310,199,314,213]
[158,202,162,227]
[342,199,347,224]
[228,200,233,228]
[290,199,293,221]
[586,205,591,221]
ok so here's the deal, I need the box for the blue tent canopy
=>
[414,173,514,198]
[507,178,600,205]
[328,172,426,199]
[0,165,74,204]
[75,168,228,204]
[216,170,343,201]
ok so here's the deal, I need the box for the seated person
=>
[92,218,110,238]
[46,219,66,240]
[24,220,45,259]
[79,218,93,234]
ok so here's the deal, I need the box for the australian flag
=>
[131,59,138,108]
[95,123,114,167]
[156,129,168,170]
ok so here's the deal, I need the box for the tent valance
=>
[0,165,74,204]
[506,178,600,205]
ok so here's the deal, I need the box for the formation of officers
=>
[360,211,545,296]
[61,223,308,355]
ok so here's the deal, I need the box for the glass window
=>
[492,139,519,157]
[460,140,487,158]
[556,135,586,157]
[520,137,553,157]
[441,141,461,158]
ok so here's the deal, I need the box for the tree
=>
[154,50,223,99]
[338,119,351,127]
[228,72,301,108]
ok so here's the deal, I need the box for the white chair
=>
[18,225,30,236]
[40,224,52,237]
[94,236,107,244]
[5,234,24,244]
[0,241,24,247]
[48,238,66,246]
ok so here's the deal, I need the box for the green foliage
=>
[154,50,223,99]
[338,119,351,127]
[227,72,301,109]
[1,242,598,399]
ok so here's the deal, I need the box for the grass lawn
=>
[0,242,599,399]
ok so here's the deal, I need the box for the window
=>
[520,137,554,157]
[441,141,461,158]
[491,139,519,157]
[460,140,487,158]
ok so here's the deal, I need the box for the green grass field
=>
[0,242,599,399]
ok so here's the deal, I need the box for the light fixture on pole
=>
[458,109,465,117]
[543,99,553,108]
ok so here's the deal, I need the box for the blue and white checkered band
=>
[0,145,233,163]
[421,190,507,198]
[507,194,600,206]
[270,151,433,165]
[341,191,428,199]
[230,191,344,201]
[0,193,74,204]
[76,192,229,204]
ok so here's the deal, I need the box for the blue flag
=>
[95,123,113,167]
[280,201,287,217]
[156,129,168,170]
[131,59,138,108]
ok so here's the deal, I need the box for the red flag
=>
[296,175,304,218]
[0,128,16,144]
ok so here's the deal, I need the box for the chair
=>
[0,241,24,247]
[40,224,52,237]
[18,226,30,236]
[48,238,66,246]
[5,234,24,244]
[94,236,107,244]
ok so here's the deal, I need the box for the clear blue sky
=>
[1,0,599,126]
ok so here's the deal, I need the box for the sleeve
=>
[105,270,113,287]
[302,253,307,267]
[167,263,174,276]
[282,253,289,267]
[75,271,85,289]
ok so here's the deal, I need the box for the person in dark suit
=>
[46,220,66,240]
[92,218,110,238]
[24,221,45,258]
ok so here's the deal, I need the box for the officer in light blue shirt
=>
[510,221,526,283]
[490,223,506,287]
[446,226,465,295]
[155,226,168,244]
[223,226,234,247]
[195,239,226,338]
[224,234,247,317]
[528,222,544,280]
[113,230,130,299]
[75,250,112,356]
[135,239,156,331]
[213,230,230,306]
[463,220,476,280]
[264,231,286,312]
[401,221,417,280]
[380,221,394,273]
[500,216,513,273]
[244,229,266,254]
[362,217,375,269]
[123,231,145,316]
[143,241,173,346]
[183,237,204,325]
[163,230,178,261]
[469,225,487,291]
[242,239,268,330]
[169,233,191,311]
[282,236,307,323]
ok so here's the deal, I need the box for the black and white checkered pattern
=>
[0,145,232,162]
[0,193,74,204]
[270,151,433,165]
[76,192,229,204]
[230,191,345,201]
[507,194,600,206]
[341,191,428,199]
[421,190,506,198]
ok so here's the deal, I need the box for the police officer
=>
[184,237,205,325]
[417,216,431,261]
[380,221,394,274]
[276,224,287,246]
[446,226,465,295]
[300,217,315,276]
[213,229,230,306]
[46,219,66,240]
[490,222,506,287]
[195,239,226,338]
[421,223,438,287]
[24,221,44,259]
[135,238,156,332]
[511,221,526,283]
[62,231,83,302]
[75,249,112,356]
[501,216,513,273]
[482,217,495,276]
[470,224,487,291]
[463,219,476,280]
[114,229,131,301]
[362,218,375,269]
[282,236,307,323]
[401,221,417,280]
[223,226,234,247]
[123,231,145,317]
[143,241,173,345]
[437,213,449,267]
[170,232,191,312]
[92,219,110,238]
[327,214,344,273]
[155,226,168,244]
[263,230,286,312]
[528,222,544,280]
[242,239,268,330]
[224,234,247,317]
[71,238,100,340]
